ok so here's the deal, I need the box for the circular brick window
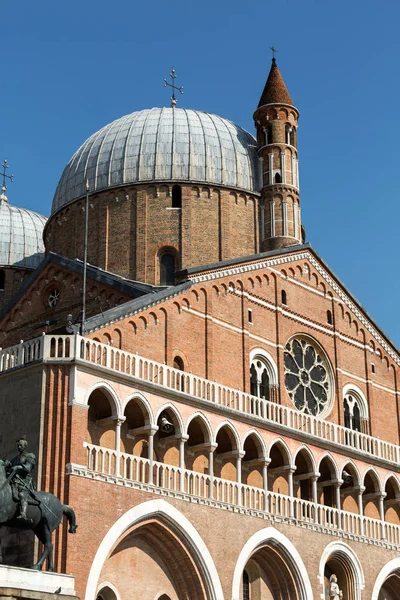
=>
[284,336,333,417]
[47,288,60,308]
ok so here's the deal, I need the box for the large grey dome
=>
[0,192,47,269]
[52,108,260,214]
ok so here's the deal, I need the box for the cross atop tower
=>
[164,68,184,108]
[1,159,14,190]
[270,46,278,62]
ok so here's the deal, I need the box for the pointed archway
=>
[232,527,313,600]
[85,500,223,600]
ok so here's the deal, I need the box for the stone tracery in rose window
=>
[284,337,332,417]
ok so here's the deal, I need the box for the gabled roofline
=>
[0,252,159,323]
[178,243,400,362]
[84,281,192,333]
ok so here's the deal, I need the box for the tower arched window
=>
[274,172,282,184]
[281,289,287,305]
[327,310,333,325]
[0,269,4,291]
[172,185,182,208]
[285,124,292,145]
[159,252,176,286]
[344,391,368,433]
[242,570,250,600]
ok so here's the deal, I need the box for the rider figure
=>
[4,437,36,521]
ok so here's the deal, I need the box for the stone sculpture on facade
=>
[0,438,77,572]
[329,574,343,599]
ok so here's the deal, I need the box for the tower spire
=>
[254,59,303,251]
[258,56,294,108]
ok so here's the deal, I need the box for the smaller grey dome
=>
[0,193,47,269]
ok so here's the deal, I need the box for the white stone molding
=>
[371,557,400,600]
[316,452,340,481]
[241,428,268,457]
[123,391,155,426]
[342,383,369,420]
[249,347,279,387]
[84,499,224,600]
[231,527,313,600]
[155,402,185,436]
[267,437,293,464]
[96,581,121,600]
[83,380,123,419]
[213,419,241,448]
[185,411,213,441]
[318,540,365,600]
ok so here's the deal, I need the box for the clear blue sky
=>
[2,0,400,346]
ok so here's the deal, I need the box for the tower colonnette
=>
[254,58,303,251]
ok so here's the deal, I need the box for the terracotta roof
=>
[257,58,294,108]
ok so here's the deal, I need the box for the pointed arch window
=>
[285,124,292,145]
[344,391,368,434]
[274,172,282,184]
[250,357,272,400]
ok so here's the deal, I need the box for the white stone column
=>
[268,153,274,185]
[357,485,365,536]
[262,459,271,512]
[270,200,275,237]
[179,434,189,492]
[208,443,217,499]
[148,426,158,485]
[282,200,288,236]
[379,492,387,539]
[291,154,296,187]
[311,474,320,523]
[236,451,245,506]
[280,152,286,183]
[335,479,343,529]
[288,466,296,518]
[115,418,125,477]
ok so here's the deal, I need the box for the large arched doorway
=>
[372,559,400,600]
[232,528,313,600]
[86,500,223,600]
[319,541,364,600]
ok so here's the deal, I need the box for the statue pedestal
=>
[0,565,76,599]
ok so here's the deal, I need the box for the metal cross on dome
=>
[1,159,14,189]
[164,68,183,108]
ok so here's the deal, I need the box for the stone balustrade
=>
[83,442,400,549]
[1,334,400,466]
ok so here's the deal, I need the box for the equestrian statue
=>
[0,437,77,572]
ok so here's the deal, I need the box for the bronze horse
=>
[0,461,77,571]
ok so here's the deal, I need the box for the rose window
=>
[47,289,60,308]
[284,337,332,416]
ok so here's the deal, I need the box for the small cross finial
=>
[1,159,14,190]
[164,67,183,108]
[270,46,277,61]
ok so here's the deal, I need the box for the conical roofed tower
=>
[254,58,303,251]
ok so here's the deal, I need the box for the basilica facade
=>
[0,59,399,599]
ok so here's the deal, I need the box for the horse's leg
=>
[33,523,53,572]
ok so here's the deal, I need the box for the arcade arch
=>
[232,527,313,600]
[85,500,223,600]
